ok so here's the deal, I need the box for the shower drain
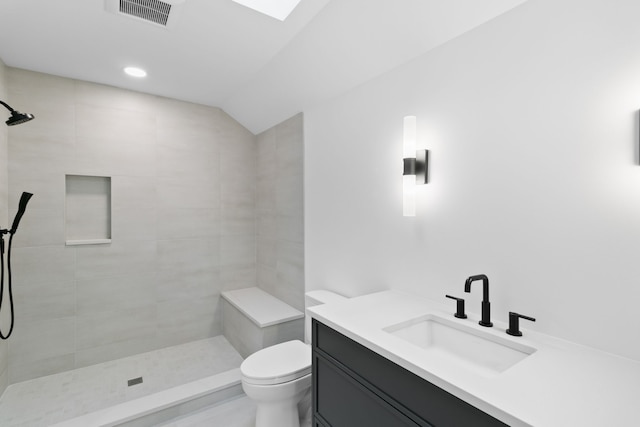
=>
[128,376,144,386]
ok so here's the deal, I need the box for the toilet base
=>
[242,374,311,427]
[255,400,300,427]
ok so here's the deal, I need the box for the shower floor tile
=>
[0,336,243,427]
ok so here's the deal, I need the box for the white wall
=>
[305,0,640,361]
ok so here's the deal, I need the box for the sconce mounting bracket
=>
[403,150,428,184]
[416,149,428,184]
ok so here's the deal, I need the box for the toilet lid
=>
[241,340,311,385]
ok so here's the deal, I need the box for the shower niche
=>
[65,174,112,245]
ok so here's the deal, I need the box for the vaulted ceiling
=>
[0,0,526,133]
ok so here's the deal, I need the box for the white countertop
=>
[307,290,640,427]
[221,287,303,328]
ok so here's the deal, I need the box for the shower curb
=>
[50,368,243,427]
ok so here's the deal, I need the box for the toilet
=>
[240,290,347,427]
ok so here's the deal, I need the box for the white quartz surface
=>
[308,290,640,427]
[221,287,303,328]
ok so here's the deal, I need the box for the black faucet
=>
[464,274,493,327]
[506,312,536,337]
[445,295,467,319]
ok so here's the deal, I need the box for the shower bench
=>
[221,287,304,358]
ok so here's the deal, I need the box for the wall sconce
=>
[402,116,428,217]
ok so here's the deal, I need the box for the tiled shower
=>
[0,61,304,397]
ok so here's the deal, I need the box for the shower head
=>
[6,110,35,126]
[0,100,35,126]
[10,192,33,234]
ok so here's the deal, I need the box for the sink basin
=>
[383,314,536,376]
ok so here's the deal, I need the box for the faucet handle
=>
[506,312,536,337]
[445,295,468,319]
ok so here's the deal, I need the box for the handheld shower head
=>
[10,192,33,234]
[0,100,35,126]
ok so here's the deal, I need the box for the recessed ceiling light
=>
[232,0,302,21]
[124,67,147,77]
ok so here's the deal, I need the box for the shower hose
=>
[0,230,16,339]
[0,191,33,340]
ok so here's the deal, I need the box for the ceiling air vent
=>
[120,0,172,26]
[105,0,186,29]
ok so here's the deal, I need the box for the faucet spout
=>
[465,274,489,301]
[464,274,492,327]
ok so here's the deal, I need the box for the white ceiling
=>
[0,0,526,134]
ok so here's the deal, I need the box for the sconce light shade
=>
[402,116,428,217]
[403,116,416,158]
[403,116,417,217]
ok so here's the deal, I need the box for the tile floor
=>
[160,394,312,427]
[157,395,256,427]
[0,336,244,427]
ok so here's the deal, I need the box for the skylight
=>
[232,0,302,21]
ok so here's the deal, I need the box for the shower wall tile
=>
[220,266,257,291]
[220,113,255,192]
[256,114,304,311]
[7,105,76,177]
[0,60,8,396]
[156,97,222,129]
[6,69,258,384]
[75,104,157,177]
[74,80,157,114]
[111,175,157,210]
[157,238,220,274]
[257,178,276,215]
[221,235,256,267]
[8,317,75,366]
[9,207,63,248]
[277,115,304,178]
[156,295,222,348]
[112,206,157,242]
[8,69,75,111]
[157,175,220,209]
[257,265,278,299]
[156,238,221,302]
[156,269,220,303]
[14,279,75,323]
[257,128,277,213]
[158,208,220,240]
[276,241,305,310]
[111,176,157,241]
[221,190,255,236]
[8,172,65,211]
[76,306,156,351]
[75,337,157,369]
[258,214,277,238]
[278,213,304,244]
[76,272,157,315]
[0,354,7,396]
[12,246,75,285]
[75,240,157,280]
[9,354,75,384]
[157,143,219,181]
[258,237,277,268]
[276,173,304,217]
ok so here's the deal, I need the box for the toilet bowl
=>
[240,290,347,427]
[241,340,311,427]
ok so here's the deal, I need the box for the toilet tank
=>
[304,290,348,343]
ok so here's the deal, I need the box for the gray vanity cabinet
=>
[312,319,509,427]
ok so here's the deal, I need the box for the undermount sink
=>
[383,314,536,376]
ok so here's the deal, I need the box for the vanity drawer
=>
[313,319,507,427]
[315,354,423,426]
